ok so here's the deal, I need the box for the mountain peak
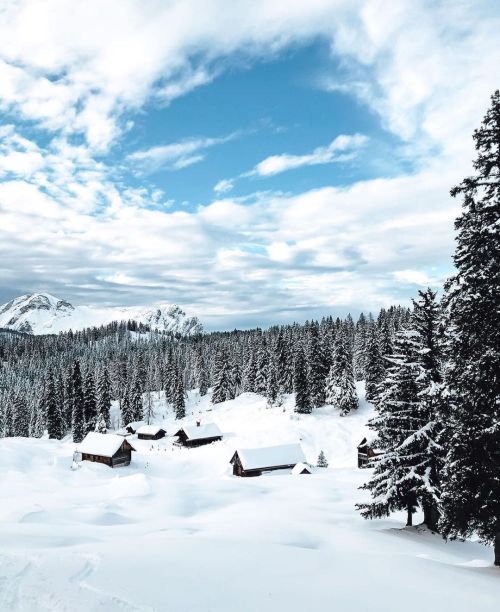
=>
[0,293,202,336]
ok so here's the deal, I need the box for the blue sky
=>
[0,1,498,329]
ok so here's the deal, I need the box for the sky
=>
[0,0,499,330]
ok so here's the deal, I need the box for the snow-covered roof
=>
[292,462,313,475]
[136,425,165,435]
[234,443,306,470]
[77,432,135,457]
[177,423,222,441]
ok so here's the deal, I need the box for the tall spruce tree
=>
[71,361,85,443]
[294,346,311,414]
[411,288,445,531]
[173,372,186,420]
[365,327,385,403]
[357,328,421,526]
[97,367,112,427]
[212,348,232,404]
[84,370,98,434]
[439,90,500,565]
[46,370,64,440]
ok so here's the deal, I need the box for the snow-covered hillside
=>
[0,292,202,335]
[1,384,499,611]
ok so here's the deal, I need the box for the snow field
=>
[1,384,499,611]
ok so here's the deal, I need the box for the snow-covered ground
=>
[1,384,499,611]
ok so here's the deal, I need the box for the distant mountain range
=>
[0,293,203,336]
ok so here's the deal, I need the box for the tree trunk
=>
[422,501,440,533]
[406,503,413,527]
[495,528,500,567]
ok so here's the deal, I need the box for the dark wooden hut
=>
[357,437,383,468]
[77,432,136,468]
[174,422,223,447]
[136,425,166,440]
[230,443,306,477]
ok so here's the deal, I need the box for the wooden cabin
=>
[136,425,166,440]
[174,422,223,447]
[357,437,383,468]
[230,443,306,477]
[77,432,136,468]
[292,462,313,475]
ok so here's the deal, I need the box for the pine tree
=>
[357,329,421,526]
[121,386,135,427]
[411,288,445,531]
[212,348,232,404]
[131,374,144,421]
[307,321,327,408]
[71,361,85,443]
[97,367,112,427]
[317,450,328,468]
[12,395,30,437]
[46,370,64,439]
[365,327,385,403]
[64,368,74,431]
[439,91,500,565]
[294,346,311,414]
[337,362,359,416]
[174,372,186,420]
[266,350,279,407]
[242,349,257,393]
[84,370,98,434]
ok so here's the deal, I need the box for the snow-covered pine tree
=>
[353,313,368,381]
[266,349,279,407]
[46,370,64,439]
[71,361,86,443]
[121,386,135,427]
[97,367,112,427]
[131,374,144,421]
[331,326,358,416]
[439,90,500,566]
[84,369,98,434]
[212,348,232,404]
[317,450,328,468]
[198,355,209,396]
[94,414,107,433]
[12,395,30,437]
[411,288,445,531]
[294,346,311,414]
[364,326,385,403]
[357,328,421,527]
[242,348,256,393]
[307,321,326,408]
[173,372,186,420]
[337,358,359,416]
[64,368,74,431]
[254,341,268,395]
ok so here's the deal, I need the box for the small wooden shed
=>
[77,432,136,468]
[230,443,306,477]
[357,437,383,468]
[136,425,166,440]
[292,462,313,475]
[174,422,223,447]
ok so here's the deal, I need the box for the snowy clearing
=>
[1,384,499,611]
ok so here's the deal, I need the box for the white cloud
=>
[127,133,238,172]
[0,1,499,327]
[251,133,368,177]
[214,179,234,194]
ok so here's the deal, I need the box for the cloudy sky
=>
[0,0,499,329]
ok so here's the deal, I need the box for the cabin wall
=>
[81,453,112,467]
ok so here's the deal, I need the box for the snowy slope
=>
[1,383,499,611]
[0,292,202,335]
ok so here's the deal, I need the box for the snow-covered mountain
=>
[0,292,203,335]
